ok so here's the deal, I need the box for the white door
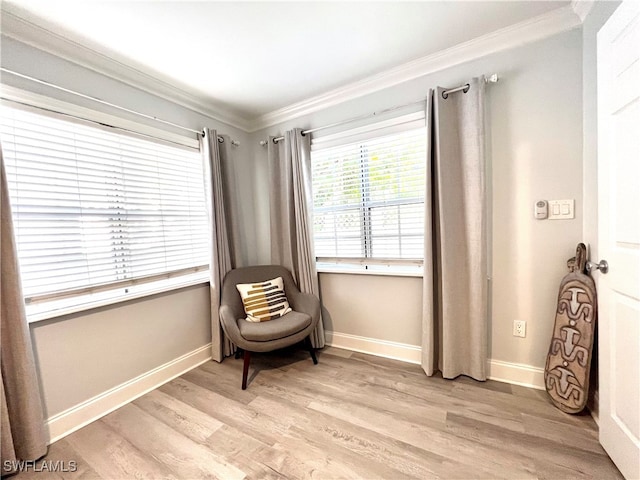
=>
[597,1,640,478]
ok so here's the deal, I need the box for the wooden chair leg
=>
[306,336,318,365]
[242,350,251,390]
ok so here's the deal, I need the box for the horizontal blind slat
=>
[1,104,209,300]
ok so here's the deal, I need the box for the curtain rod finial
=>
[486,74,499,83]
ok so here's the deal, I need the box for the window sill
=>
[26,273,210,324]
[316,264,423,278]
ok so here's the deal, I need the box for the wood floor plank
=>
[249,393,421,479]
[271,436,410,480]
[249,391,518,480]
[520,412,602,453]
[449,382,596,428]
[532,455,624,480]
[444,411,621,478]
[8,439,101,480]
[133,389,224,444]
[64,418,176,480]
[253,354,450,427]
[100,403,245,480]
[13,348,622,480]
[260,364,449,427]
[308,397,537,479]
[159,377,287,446]
[455,375,514,394]
[510,383,551,402]
[205,426,285,480]
[318,352,431,384]
[321,346,354,358]
[194,361,261,405]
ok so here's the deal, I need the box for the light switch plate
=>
[548,199,574,220]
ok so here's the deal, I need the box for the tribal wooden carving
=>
[544,243,597,413]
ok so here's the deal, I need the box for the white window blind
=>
[311,122,426,264]
[1,105,209,303]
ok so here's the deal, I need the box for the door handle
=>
[586,260,608,274]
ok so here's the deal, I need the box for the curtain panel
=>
[202,129,236,362]
[1,145,48,473]
[422,78,488,381]
[268,129,325,348]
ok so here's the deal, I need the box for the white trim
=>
[325,331,546,390]
[317,266,423,278]
[0,9,251,132]
[325,331,422,364]
[27,275,209,324]
[310,111,426,150]
[571,0,596,23]
[250,5,581,131]
[45,343,212,444]
[486,358,546,390]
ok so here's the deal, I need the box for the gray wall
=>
[251,29,585,370]
[31,285,210,418]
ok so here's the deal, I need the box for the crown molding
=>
[0,8,253,132]
[571,0,596,22]
[2,4,586,134]
[249,5,582,131]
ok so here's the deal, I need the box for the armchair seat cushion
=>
[238,311,311,342]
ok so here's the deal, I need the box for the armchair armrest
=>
[289,291,321,324]
[219,304,242,341]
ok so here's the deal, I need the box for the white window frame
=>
[1,87,209,322]
[310,111,426,277]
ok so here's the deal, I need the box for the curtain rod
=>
[260,73,499,145]
[0,67,239,146]
[1,97,202,151]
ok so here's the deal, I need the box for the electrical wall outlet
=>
[513,320,526,338]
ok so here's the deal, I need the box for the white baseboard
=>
[325,330,422,364]
[46,343,212,444]
[486,358,545,390]
[325,331,545,390]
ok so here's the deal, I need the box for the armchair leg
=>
[242,350,251,390]
[305,336,318,365]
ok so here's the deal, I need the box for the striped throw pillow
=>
[235,277,292,323]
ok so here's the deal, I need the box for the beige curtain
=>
[1,146,48,472]
[422,77,488,381]
[268,129,325,348]
[202,129,236,362]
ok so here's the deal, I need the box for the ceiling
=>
[3,1,572,127]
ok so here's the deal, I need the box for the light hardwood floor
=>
[14,347,622,479]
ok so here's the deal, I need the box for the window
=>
[311,115,426,273]
[1,105,209,313]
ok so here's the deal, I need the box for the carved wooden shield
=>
[544,243,597,413]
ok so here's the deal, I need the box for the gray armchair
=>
[219,265,320,389]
